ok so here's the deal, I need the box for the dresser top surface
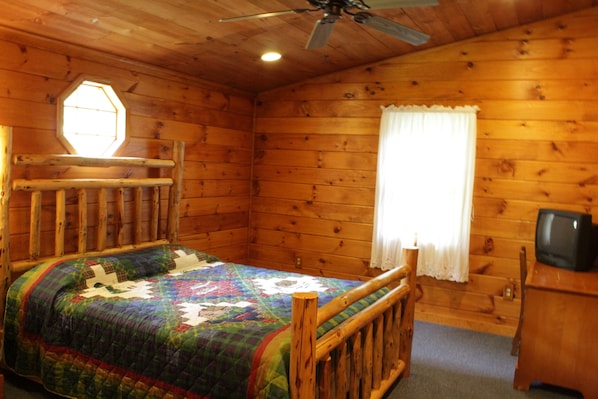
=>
[528,262,598,296]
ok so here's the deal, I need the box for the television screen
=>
[535,209,596,271]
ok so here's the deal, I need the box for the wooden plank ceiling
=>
[1,0,597,93]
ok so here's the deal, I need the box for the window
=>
[370,105,478,282]
[58,77,127,156]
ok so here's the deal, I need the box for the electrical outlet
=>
[503,283,514,301]
[295,256,302,267]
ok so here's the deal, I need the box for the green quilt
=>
[3,245,382,399]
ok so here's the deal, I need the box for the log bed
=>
[0,125,418,399]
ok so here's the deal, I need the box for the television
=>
[535,208,597,271]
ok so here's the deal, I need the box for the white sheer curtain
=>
[370,105,478,282]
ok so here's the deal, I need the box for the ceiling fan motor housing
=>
[307,0,370,12]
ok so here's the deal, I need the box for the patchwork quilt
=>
[2,245,384,399]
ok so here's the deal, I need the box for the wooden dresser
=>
[513,262,598,398]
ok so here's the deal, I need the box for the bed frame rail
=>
[290,247,418,399]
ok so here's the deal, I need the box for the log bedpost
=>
[167,140,184,243]
[399,246,418,377]
[290,291,318,399]
[0,126,12,321]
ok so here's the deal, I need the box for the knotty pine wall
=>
[252,8,598,336]
[0,27,254,264]
[2,8,598,337]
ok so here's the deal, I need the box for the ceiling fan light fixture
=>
[261,51,282,62]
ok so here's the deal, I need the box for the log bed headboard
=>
[0,125,184,316]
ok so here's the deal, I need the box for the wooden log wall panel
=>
[249,244,373,282]
[252,164,375,188]
[179,212,249,235]
[0,28,254,263]
[183,180,250,199]
[255,181,374,206]
[253,228,372,260]
[251,213,373,242]
[180,227,248,262]
[253,8,598,336]
[252,198,374,224]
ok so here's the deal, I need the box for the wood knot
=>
[498,159,515,176]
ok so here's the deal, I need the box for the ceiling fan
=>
[219,0,438,49]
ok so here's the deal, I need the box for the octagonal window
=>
[58,78,127,156]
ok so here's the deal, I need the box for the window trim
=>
[57,75,128,157]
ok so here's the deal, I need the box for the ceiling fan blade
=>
[353,13,430,45]
[361,0,439,10]
[305,20,337,49]
[219,9,313,23]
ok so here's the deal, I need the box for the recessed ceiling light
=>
[261,52,282,62]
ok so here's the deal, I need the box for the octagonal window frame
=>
[57,76,128,157]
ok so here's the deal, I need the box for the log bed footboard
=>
[291,248,418,399]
